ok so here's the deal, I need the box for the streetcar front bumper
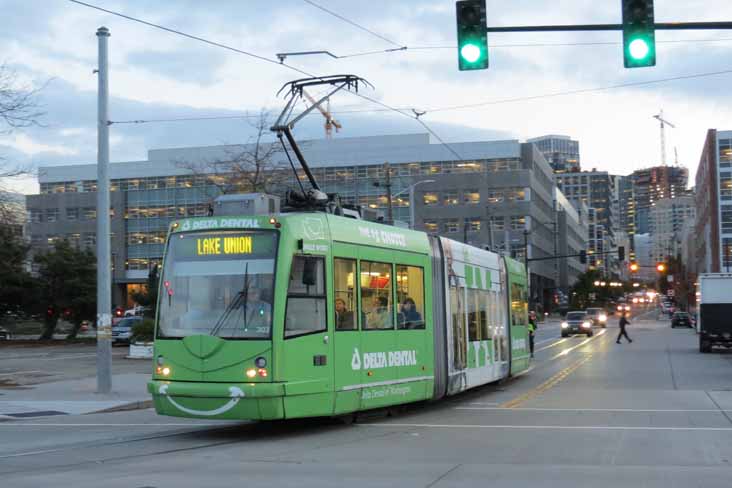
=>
[148,380,286,420]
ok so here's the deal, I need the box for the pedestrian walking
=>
[617,313,633,344]
[528,311,537,358]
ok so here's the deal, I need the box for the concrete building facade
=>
[27,134,588,310]
[649,196,696,264]
[694,129,732,273]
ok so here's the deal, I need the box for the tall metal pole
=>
[409,184,415,229]
[384,162,393,223]
[96,26,112,394]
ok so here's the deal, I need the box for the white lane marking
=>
[360,423,732,432]
[536,338,569,352]
[465,402,500,406]
[0,370,43,376]
[535,337,560,346]
[550,329,606,359]
[455,407,732,413]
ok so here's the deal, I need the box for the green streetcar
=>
[147,74,530,420]
[147,212,530,420]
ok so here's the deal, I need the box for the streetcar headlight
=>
[156,366,171,376]
[561,322,569,328]
[246,368,257,379]
[255,357,267,368]
[599,314,607,322]
[582,321,591,328]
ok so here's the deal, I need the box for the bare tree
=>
[0,63,45,224]
[177,109,293,197]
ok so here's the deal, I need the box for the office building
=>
[694,129,732,273]
[27,134,586,309]
[527,135,580,173]
[631,165,689,234]
[649,196,695,264]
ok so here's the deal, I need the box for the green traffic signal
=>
[621,0,656,68]
[456,0,488,71]
[628,38,650,60]
[460,42,484,64]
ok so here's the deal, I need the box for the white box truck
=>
[698,273,732,353]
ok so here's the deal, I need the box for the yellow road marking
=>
[500,354,593,409]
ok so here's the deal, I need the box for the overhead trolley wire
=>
[301,0,405,49]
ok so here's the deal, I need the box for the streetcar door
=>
[280,254,334,418]
[332,247,362,413]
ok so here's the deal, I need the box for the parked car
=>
[671,311,692,328]
[112,316,143,345]
[585,307,608,328]
[561,311,593,337]
[0,326,11,340]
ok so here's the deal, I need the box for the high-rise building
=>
[630,165,689,234]
[555,170,618,274]
[617,175,636,258]
[694,129,732,273]
[649,196,696,263]
[527,135,580,173]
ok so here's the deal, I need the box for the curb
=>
[88,399,153,414]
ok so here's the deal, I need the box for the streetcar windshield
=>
[157,230,278,339]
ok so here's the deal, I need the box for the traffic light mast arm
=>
[484,22,732,32]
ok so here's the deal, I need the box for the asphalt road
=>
[0,344,150,386]
[1,315,731,488]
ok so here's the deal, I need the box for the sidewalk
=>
[0,373,151,420]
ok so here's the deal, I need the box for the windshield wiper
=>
[210,263,250,337]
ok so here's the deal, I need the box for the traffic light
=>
[618,246,625,261]
[629,262,639,272]
[621,0,656,68]
[579,250,587,264]
[656,262,666,273]
[456,0,488,71]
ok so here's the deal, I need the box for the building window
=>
[83,181,97,192]
[45,209,59,222]
[720,173,732,201]
[464,218,481,231]
[443,191,459,205]
[67,233,81,248]
[83,207,97,220]
[444,219,460,233]
[491,216,505,231]
[463,189,480,205]
[486,190,504,203]
[506,187,527,201]
[66,207,79,221]
[423,220,438,233]
[31,235,44,246]
[83,233,96,247]
[423,193,438,206]
[722,207,732,234]
[47,234,60,245]
[30,209,43,223]
[510,216,526,230]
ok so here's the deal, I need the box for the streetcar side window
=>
[467,289,479,340]
[334,258,357,331]
[360,261,394,330]
[285,256,327,338]
[396,265,425,330]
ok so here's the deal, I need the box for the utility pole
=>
[96,26,112,394]
[384,162,393,223]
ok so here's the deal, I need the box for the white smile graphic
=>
[158,384,245,416]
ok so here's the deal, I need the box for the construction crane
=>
[303,88,342,139]
[653,109,676,166]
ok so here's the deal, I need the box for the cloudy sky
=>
[2,0,731,194]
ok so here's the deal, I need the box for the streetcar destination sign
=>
[196,236,253,256]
